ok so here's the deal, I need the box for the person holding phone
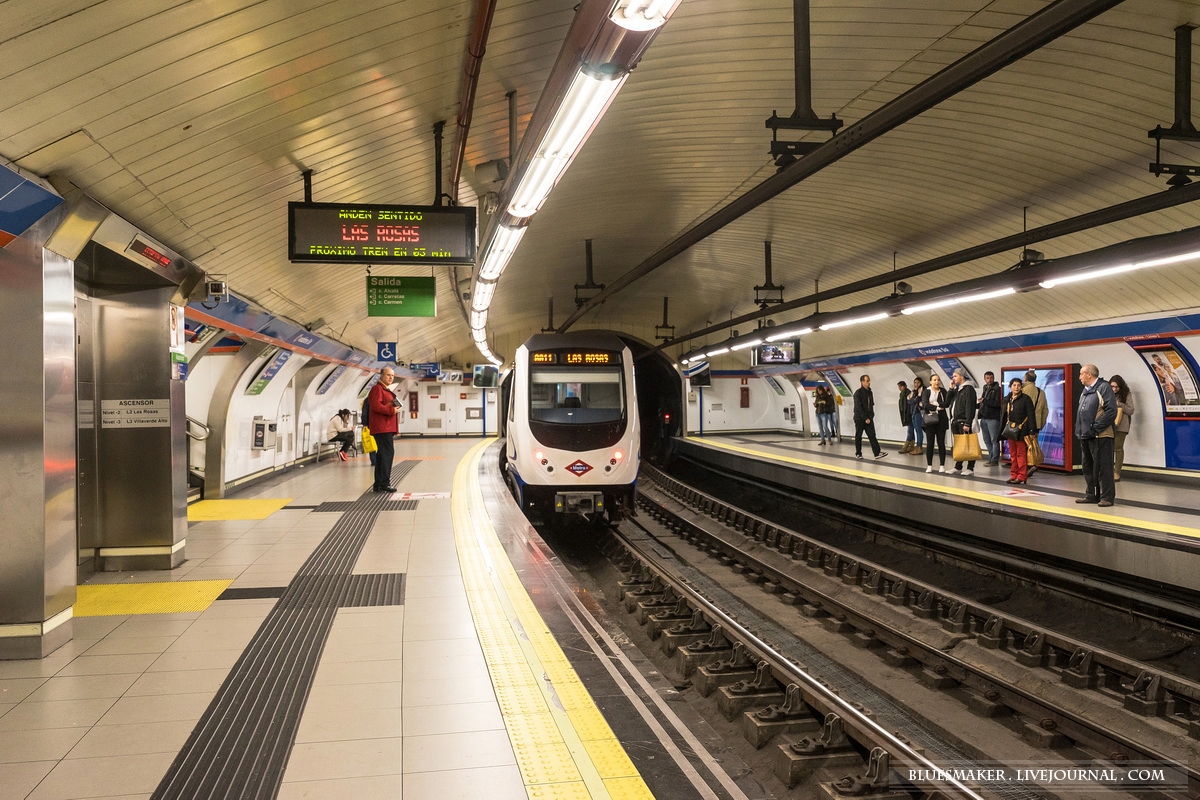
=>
[368,367,401,492]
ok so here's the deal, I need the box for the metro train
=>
[503,332,640,520]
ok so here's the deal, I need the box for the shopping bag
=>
[951,432,982,462]
[1025,434,1043,466]
[361,426,378,454]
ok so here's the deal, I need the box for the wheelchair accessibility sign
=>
[377,342,396,363]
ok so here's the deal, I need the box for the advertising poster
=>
[934,356,975,384]
[1001,367,1068,468]
[823,370,853,398]
[1135,344,1200,415]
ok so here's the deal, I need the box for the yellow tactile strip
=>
[75,580,233,617]
[692,436,1200,541]
[451,439,654,800]
[187,498,293,521]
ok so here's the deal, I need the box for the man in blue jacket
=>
[1074,364,1118,507]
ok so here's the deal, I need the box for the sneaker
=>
[964,469,974,477]
[855,453,863,459]
[874,452,887,459]
[339,451,348,461]
[938,466,946,473]
[952,469,962,476]
[925,466,933,473]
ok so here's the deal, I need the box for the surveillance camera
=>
[896,281,912,295]
[205,280,228,300]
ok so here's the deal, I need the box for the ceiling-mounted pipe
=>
[654,180,1200,353]
[448,0,499,202]
[449,0,500,326]
[680,225,1200,361]
[559,0,1126,332]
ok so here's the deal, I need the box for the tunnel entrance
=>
[616,334,682,466]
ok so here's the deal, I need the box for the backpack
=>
[361,393,371,429]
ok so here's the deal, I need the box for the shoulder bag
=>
[1025,433,1044,466]
[952,430,982,462]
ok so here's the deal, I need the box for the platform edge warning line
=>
[451,439,655,800]
[691,436,1200,541]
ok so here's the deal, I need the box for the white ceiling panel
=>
[4,0,1200,366]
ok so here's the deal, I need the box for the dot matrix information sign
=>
[366,276,437,318]
[288,202,476,266]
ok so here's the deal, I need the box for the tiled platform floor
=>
[0,439,537,800]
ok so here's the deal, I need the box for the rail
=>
[185,416,210,441]
[634,462,1197,796]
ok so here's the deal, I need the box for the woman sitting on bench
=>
[326,409,355,461]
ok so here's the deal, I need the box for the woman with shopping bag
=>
[1000,378,1035,484]
[948,368,980,475]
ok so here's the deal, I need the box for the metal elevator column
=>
[0,205,77,659]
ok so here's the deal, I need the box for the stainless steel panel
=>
[92,279,181,553]
[0,205,77,628]
[75,294,99,572]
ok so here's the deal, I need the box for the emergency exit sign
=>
[366,276,436,317]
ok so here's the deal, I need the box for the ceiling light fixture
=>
[706,347,730,357]
[507,70,628,218]
[471,281,498,312]
[477,224,527,280]
[1039,247,1200,288]
[901,287,1016,315]
[610,0,680,31]
[765,327,812,342]
[730,339,763,351]
[818,312,888,331]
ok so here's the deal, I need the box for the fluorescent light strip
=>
[508,71,628,218]
[819,312,888,331]
[470,310,487,329]
[610,0,679,30]
[477,224,527,281]
[765,327,812,342]
[706,347,730,357]
[1041,247,1200,289]
[471,281,497,312]
[900,287,1016,315]
[730,338,762,351]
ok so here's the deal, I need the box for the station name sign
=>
[288,202,476,266]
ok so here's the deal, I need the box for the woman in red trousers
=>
[1001,378,1035,484]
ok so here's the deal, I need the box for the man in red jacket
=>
[368,367,401,492]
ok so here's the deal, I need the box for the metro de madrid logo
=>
[566,460,593,477]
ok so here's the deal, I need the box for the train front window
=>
[529,368,624,424]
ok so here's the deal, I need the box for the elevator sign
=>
[288,202,476,265]
[101,399,171,428]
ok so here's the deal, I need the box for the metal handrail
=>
[185,416,210,441]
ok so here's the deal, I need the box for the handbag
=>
[361,426,378,454]
[952,432,982,462]
[1000,422,1021,440]
[1025,434,1044,466]
[921,410,940,427]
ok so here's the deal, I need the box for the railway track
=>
[593,463,1197,799]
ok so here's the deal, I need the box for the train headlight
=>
[611,450,624,465]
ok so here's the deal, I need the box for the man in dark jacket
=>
[853,375,887,460]
[977,371,1003,466]
[948,368,978,475]
[1074,364,1118,506]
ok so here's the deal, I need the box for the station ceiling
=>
[6,0,1200,365]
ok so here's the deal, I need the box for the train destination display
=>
[288,202,476,265]
[530,351,619,365]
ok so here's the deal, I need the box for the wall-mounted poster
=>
[822,370,853,398]
[1134,343,1200,416]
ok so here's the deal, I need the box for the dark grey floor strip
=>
[216,586,287,601]
[152,461,417,800]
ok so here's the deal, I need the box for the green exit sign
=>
[366,276,436,317]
